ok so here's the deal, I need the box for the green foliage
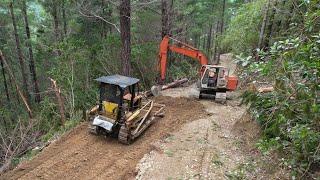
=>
[131,42,158,89]
[240,32,320,177]
[227,1,320,176]
[41,110,83,142]
[167,58,199,82]
[222,0,265,55]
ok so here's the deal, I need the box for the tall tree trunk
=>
[62,0,67,37]
[101,0,112,37]
[0,52,10,103]
[274,0,285,36]
[52,1,60,42]
[9,2,30,104]
[216,0,226,64]
[258,0,271,49]
[22,0,41,103]
[284,0,294,33]
[207,3,214,57]
[101,0,106,38]
[193,34,198,48]
[213,22,219,63]
[264,0,277,48]
[207,23,213,56]
[202,35,206,50]
[107,2,113,34]
[0,50,33,118]
[161,0,169,38]
[168,0,174,35]
[220,0,226,33]
[120,0,131,76]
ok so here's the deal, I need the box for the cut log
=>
[258,87,274,93]
[150,85,162,97]
[161,78,188,90]
[148,78,188,96]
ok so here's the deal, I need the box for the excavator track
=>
[215,92,227,103]
[118,125,131,144]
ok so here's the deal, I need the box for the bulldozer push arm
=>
[158,35,209,81]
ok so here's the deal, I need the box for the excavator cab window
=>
[202,67,218,87]
[208,69,218,87]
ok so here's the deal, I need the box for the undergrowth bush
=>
[239,34,320,178]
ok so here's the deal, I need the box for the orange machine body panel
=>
[227,76,238,91]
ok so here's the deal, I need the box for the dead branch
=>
[49,78,66,126]
[0,119,37,174]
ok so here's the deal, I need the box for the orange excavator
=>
[158,35,238,102]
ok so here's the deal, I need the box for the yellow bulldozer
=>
[86,74,165,144]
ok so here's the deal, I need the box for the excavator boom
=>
[159,35,208,81]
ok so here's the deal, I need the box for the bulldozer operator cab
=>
[89,74,165,144]
[96,75,142,122]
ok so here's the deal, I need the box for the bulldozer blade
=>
[132,117,155,139]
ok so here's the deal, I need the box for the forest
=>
[0,0,319,179]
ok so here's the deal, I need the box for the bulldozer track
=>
[118,125,130,144]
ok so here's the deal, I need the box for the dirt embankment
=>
[1,97,208,180]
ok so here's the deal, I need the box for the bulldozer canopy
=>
[95,74,140,88]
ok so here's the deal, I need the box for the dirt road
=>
[136,85,252,179]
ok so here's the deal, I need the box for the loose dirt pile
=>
[1,97,208,180]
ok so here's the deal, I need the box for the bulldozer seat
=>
[103,101,118,119]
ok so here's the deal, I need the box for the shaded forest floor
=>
[1,54,288,180]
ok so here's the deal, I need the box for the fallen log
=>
[161,78,188,90]
[146,78,189,97]
[258,86,274,93]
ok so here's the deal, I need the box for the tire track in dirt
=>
[1,97,209,180]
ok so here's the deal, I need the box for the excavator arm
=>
[159,35,209,81]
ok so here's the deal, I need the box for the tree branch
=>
[78,9,120,33]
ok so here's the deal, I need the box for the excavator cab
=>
[200,65,228,89]
[199,65,238,102]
